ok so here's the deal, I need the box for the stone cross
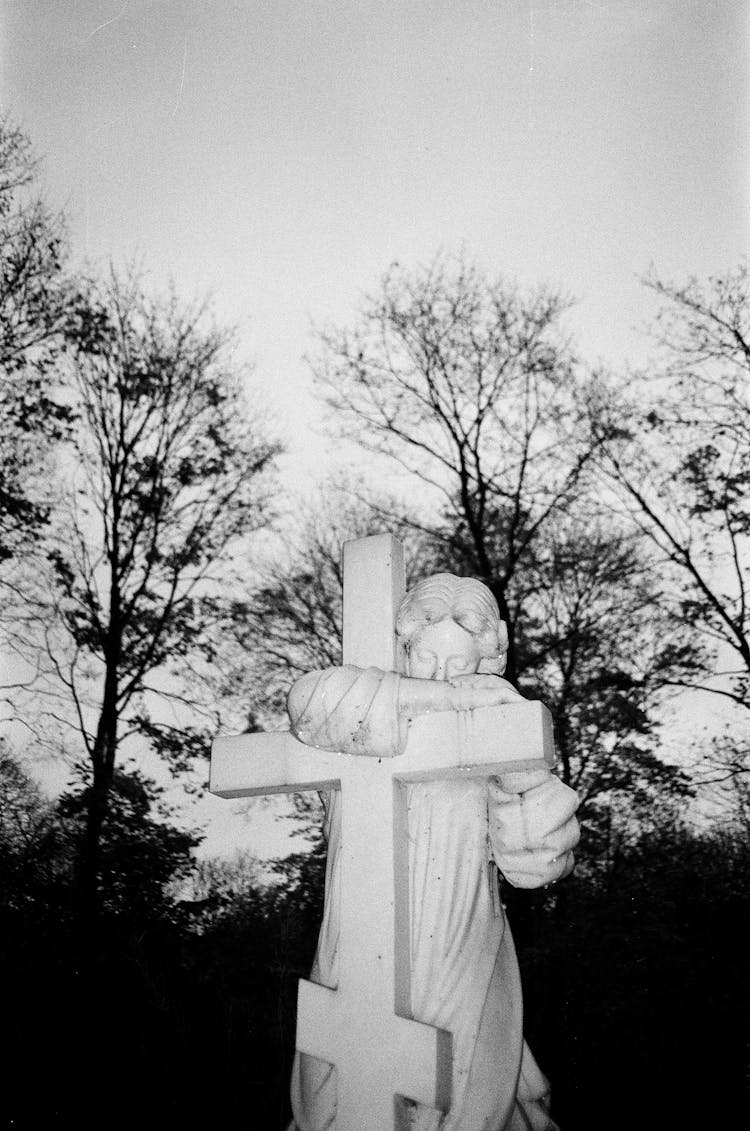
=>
[210,534,555,1131]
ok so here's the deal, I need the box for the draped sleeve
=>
[287,664,407,758]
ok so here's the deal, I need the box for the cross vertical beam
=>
[342,533,405,672]
[296,534,452,1127]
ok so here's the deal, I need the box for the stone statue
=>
[286,572,580,1131]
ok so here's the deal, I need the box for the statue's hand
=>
[445,675,522,712]
[488,770,580,889]
[449,673,522,703]
[399,673,520,717]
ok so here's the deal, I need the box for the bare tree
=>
[589,264,750,713]
[312,254,595,681]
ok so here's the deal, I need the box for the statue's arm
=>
[488,769,580,889]
[287,665,404,757]
[287,667,522,758]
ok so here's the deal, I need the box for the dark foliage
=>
[1,795,324,1129]
[1,749,746,1131]
[520,821,750,1130]
[0,118,74,563]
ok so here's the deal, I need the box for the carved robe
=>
[287,665,559,1131]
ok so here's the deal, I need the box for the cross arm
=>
[396,699,555,781]
[210,700,555,799]
[210,731,345,798]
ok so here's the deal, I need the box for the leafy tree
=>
[0,117,73,565]
[32,267,280,918]
[58,764,201,922]
[0,740,71,916]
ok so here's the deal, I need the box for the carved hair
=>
[395,573,508,674]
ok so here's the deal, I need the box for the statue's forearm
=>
[397,676,458,718]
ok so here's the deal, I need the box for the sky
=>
[2,0,749,855]
[4,0,749,482]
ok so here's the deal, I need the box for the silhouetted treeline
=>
[1,752,747,1129]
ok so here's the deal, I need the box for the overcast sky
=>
[3,0,748,854]
[4,0,749,487]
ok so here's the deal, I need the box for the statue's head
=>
[395,573,508,681]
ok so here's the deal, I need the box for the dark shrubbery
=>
[1,755,747,1130]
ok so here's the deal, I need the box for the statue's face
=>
[405,619,483,681]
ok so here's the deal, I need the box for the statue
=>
[286,572,580,1131]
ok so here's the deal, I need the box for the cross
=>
[210,534,555,1131]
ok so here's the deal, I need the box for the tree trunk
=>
[488,579,518,686]
[78,761,110,923]
[553,712,572,787]
[77,666,119,924]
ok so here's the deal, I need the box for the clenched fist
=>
[488,769,580,889]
